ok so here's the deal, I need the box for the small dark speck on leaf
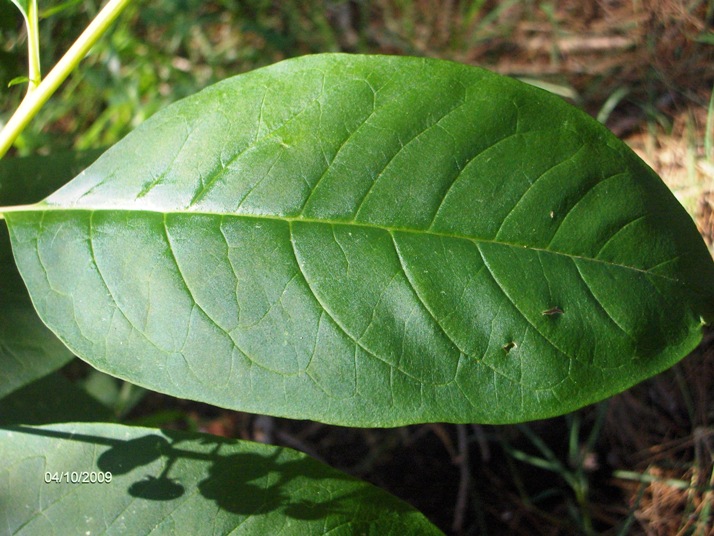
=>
[502,341,517,353]
[542,306,564,316]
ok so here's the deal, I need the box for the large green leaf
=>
[3,54,713,425]
[0,423,443,534]
[0,151,102,398]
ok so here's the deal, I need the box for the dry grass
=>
[604,330,714,535]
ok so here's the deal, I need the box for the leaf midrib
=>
[6,205,679,283]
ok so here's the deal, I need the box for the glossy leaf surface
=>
[0,423,443,535]
[4,55,714,425]
[0,151,101,398]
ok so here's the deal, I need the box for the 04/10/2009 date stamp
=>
[44,471,112,484]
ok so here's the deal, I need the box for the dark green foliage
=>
[5,55,713,425]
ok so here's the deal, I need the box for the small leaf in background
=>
[7,76,29,88]
[7,0,30,20]
[39,0,83,19]
[4,54,714,425]
[0,150,104,206]
[0,423,444,534]
[0,372,113,425]
[82,369,147,418]
[695,32,714,45]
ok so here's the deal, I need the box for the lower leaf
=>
[0,422,443,535]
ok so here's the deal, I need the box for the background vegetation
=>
[1,1,713,533]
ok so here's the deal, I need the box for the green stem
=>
[26,0,41,93]
[0,0,134,160]
[0,204,39,218]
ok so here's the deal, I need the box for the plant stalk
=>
[0,204,39,218]
[26,0,42,93]
[0,0,134,160]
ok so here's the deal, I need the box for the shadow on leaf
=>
[4,424,415,523]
